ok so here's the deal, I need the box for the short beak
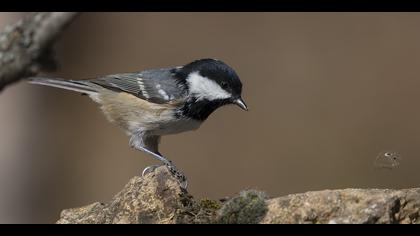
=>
[234,97,248,111]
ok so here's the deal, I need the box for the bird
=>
[29,58,248,188]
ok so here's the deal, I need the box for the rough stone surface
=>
[261,188,420,224]
[57,166,420,224]
[57,167,192,224]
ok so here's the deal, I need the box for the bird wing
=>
[89,68,187,104]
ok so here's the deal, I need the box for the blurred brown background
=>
[1,12,419,223]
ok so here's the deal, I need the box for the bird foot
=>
[141,164,161,177]
[141,164,188,189]
[166,164,188,189]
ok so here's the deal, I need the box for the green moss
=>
[217,189,268,224]
[176,190,268,224]
[199,198,222,211]
[176,197,221,224]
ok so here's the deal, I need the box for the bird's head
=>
[174,59,248,120]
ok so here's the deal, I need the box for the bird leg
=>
[139,148,188,189]
[129,135,187,188]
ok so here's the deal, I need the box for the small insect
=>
[374,151,402,169]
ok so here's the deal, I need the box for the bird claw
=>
[141,164,161,177]
[141,164,188,189]
[166,164,188,189]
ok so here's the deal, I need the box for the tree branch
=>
[0,12,79,91]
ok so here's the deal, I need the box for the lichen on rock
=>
[217,189,268,224]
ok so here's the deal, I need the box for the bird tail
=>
[28,77,102,102]
[29,77,96,93]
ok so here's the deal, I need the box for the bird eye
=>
[220,81,229,89]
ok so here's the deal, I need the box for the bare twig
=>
[0,12,79,91]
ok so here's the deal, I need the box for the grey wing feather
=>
[89,68,187,104]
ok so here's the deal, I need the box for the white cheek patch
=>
[186,71,231,101]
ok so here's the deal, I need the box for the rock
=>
[57,166,192,224]
[56,166,420,224]
[262,188,420,224]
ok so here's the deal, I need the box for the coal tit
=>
[29,58,248,188]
